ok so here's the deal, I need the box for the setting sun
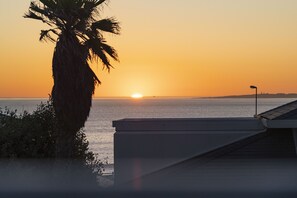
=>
[131,93,143,99]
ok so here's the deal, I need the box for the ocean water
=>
[0,98,295,164]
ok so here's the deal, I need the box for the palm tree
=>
[24,0,120,158]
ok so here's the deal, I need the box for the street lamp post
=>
[250,85,258,117]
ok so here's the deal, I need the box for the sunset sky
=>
[0,0,297,98]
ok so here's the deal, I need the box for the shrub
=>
[0,100,103,175]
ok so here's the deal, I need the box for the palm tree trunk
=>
[55,128,75,158]
[52,33,95,158]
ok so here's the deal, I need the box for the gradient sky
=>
[0,0,297,97]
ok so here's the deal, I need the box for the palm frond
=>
[87,39,112,71]
[74,0,107,26]
[101,42,119,61]
[91,18,120,34]
[24,10,45,21]
[28,2,48,17]
[85,0,108,8]
[25,2,53,27]
[39,0,57,10]
[40,29,59,42]
[88,67,102,84]
[92,49,113,71]
[95,0,107,6]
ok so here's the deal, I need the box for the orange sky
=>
[0,0,297,98]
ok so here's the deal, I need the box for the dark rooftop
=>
[258,100,297,120]
[120,129,297,195]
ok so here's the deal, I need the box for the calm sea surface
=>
[0,98,295,164]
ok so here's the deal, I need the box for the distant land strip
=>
[202,93,297,99]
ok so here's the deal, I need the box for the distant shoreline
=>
[201,93,297,99]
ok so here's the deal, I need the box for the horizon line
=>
[1,93,297,100]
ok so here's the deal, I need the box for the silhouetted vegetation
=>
[0,100,103,177]
[24,0,120,158]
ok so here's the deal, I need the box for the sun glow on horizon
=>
[131,93,143,99]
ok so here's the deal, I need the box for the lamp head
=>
[250,85,257,89]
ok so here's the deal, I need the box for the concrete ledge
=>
[113,118,265,132]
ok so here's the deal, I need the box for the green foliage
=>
[0,100,103,175]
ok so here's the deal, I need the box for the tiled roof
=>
[258,100,297,120]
